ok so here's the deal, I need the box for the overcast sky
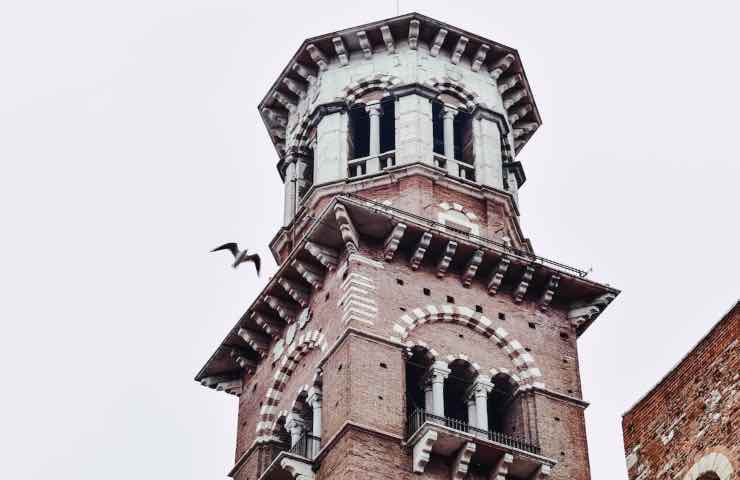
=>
[1,1,738,479]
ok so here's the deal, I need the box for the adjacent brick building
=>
[622,302,739,480]
[196,13,620,480]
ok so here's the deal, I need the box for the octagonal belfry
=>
[197,12,619,480]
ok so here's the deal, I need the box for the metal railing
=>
[407,408,541,456]
[342,192,589,278]
[288,432,321,460]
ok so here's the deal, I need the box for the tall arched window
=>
[443,359,477,429]
[431,99,475,181]
[487,373,517,434]
[348,94,396,177]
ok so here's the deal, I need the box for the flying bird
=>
[211,243,261,275]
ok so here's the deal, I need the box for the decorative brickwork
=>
[622,301,738,480]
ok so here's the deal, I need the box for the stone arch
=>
[437,201,480,235]
[341,73,402,105]
[425,77,480,111]
[256,329,328,442]
[684,452,734,480]
[391,305,544,388]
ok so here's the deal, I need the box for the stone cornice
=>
[531,386,591,410]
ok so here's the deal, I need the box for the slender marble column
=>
[442,107,457,175]
[308,391,322,438]
[282,157,297,226]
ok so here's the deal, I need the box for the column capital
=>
[365,101,382,116]
[467,376,494,399]
[307,391,322,408]
[441,105,458,119]
[427,361,451,383]
[285,413,306,431]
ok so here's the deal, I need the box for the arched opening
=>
[432,101,445,156]
[405,346,435,414]
[454,110,475,179]
[487,373,517,434]
[443,359,478,429]
[698,473,721,480]
[348,105,370,162]
[379,97,395,154]
[273,415,291,450]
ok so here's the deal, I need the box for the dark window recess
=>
[432,101,444,155]
[475,305,483,313]
[560,332,569,340]
[458,334,464,339]
[325,292,330,301]
[423,288,431,296]
[342,270,348,280]
[554,417,561,422]
[446,295,455,304]
[453,110,474,165]
[399,307,407,312]
[379,99,395,153]
[525,347,531,352]
[338,364,343,371]
[396,278,404,285]
[528,322,536,329]
[498,312,506,321]
[378,395,384,400]
[379,362,388,369]
[348,105,370,159]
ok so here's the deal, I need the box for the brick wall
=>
[622,302,739,479]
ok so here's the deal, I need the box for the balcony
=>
[406,409,554,479]
[258,433,320,480]
[347,151,396,178]
[432,154,476,181]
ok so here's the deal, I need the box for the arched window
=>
[405,346,435,414]
[348,94,396,177]
[443,359,478,429]
[431,99,475,181]
[698,473,721,480]
[487,373,517,434]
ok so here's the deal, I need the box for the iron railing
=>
[342,192,589,278]
[288,432,321,460]
[433,154,476,181]
[407,409,541,456]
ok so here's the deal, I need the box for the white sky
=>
[1,1,738,479]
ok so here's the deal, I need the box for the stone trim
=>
[391,305,544,388]
[255,329,328,442]
[341,73,402,105]
[683,452,734,480]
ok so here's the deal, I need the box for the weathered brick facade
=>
[196,13,619,480]
[622,302,739,480]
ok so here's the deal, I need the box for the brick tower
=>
[196,13,619,480]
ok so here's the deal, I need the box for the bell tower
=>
[196,13,619,480]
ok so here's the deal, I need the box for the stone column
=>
[473,116,504,189]
[314,111,349,184]
[367,102,382,156]
[467,398,477,428]
[442,107,457,175]
[395,94,433,166]
[308,390,322,438]
[282,157,297,226]
[285,413,306,447]
[294,151,311,211]
[428,361,450,418]
[470,376,493,437]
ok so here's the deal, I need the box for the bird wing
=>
[211,242,239,258]
[242,253,261,275]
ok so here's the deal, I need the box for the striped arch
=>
[341,73,402,104]
[424,77,480,111]
[255,329,328,442]
[391,305,544,388]
[684,452,734,480]
[291,116,314,148]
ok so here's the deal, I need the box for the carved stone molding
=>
[383,223,407,261]
[471,44,490,72]
[462,249,484,287]
[412,430,437,473]
[237,327,270,359]
[334,203,359,254]
[332,36,349,66]
[513,265,535,303]
[250,311,284,339]
[491,452,513,480]
[278,277,311,308]
[430,28,448,57]
[436,240,458,278]
[451,441,476,480]
[305,241,339,271]
[487,256,511,295]
[410,232,432,270]
[539,274,561,311]
[291,259,324,289]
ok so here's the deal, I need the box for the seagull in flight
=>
[211,243,261,275]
